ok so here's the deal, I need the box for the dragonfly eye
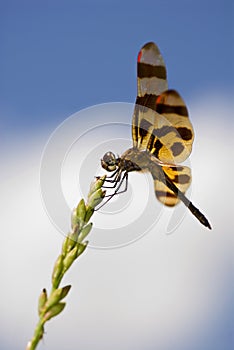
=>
[101,151,117,171]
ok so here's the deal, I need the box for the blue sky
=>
[1,0,233,136]
[1,2,234,350]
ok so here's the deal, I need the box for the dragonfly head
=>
[101,151,118,172]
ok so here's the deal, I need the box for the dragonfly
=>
[99,42,211,229]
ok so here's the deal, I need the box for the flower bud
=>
[75,199,86,224]
[38,288,47,315]
[88,176,106,197]
[78,223,92,243]
[43,302,66,322]
[63,245,79,271]
[52,254,63,287]
[77,242,88,257]
[84,206,94,223]
[87,188,106,209]
[44,285,71,310]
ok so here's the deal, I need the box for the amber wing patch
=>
[148,89,194,163]
[154,165,191,206]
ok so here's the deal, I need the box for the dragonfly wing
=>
[132,43,194,164]
[132,42,168,148]
[153,165,192,206]
[147,90,194,163]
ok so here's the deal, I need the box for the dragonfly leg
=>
[95,169,119,182]
[95,172,128,210]
[101,171,123,188]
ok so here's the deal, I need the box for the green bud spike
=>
[84,206,94,223]
[63,245,79,271]
[71,208,81,231]
[51,255,64,287]
[87,188,106,209]
[62,233,78,256]
[43,302,66,322]
[26,176,107,349]
[44,285,71,311]
[78,223,93,243]
[65,231,79,253]
[62,235,69,255]
[76,242,88,257]
[88,176,106,198]
[75,199,86,225]
[58,285,71,300]
[38,288,47,316]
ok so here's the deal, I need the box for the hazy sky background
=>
[1,1,234,350]
[1,0,233,136]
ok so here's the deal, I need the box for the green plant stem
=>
[26,319,45,350]
[26,176,106,350]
